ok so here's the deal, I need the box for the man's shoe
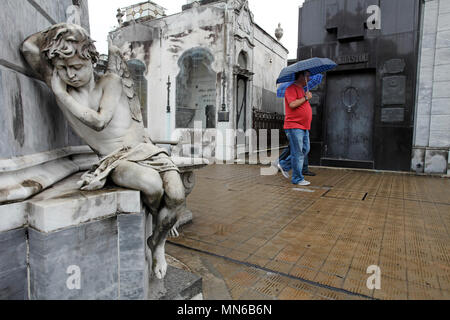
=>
[296,180,311,186]
[303,171,316,176]
[277,163,290,179]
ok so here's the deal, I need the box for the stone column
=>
[413,0,450,175]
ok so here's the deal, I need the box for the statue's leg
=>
[110,161,165,277]
[148,170,186,279]
[110,160,164,212]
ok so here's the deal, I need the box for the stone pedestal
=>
[0,152,207,300]
[0,174,149,300]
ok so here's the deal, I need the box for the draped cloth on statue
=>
[77,143,180,191]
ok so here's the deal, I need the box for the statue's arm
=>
[53,73,122,132]
[21,32,53,86]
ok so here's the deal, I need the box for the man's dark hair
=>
[295,71,308,80]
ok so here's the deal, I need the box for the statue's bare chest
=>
[69,87,103,112]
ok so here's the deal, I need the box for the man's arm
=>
[53,73,122,131]
[287,90,313,109]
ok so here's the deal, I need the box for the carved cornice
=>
[234,34,255,48]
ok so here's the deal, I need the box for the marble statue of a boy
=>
[21,23,185,279]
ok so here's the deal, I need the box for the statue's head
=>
[42,23,99,88]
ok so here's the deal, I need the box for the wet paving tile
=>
[169,164,450,300]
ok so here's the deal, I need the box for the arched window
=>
[176,48,217,129]
[127,59,148,128]
[238,51,248,70]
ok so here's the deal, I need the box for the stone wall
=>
[252,24,287,115]
[0,0,89,159]
[413,0,450,174]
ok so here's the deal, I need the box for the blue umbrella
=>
[277,74,323,98]
[276,57,337,84]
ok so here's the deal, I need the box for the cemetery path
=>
[168,164,450,300]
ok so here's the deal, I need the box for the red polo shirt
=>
[284,84,312,130]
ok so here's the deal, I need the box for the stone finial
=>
[275,23,284,41]
[116,8,124,27]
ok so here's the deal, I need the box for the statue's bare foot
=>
[152,247,168,279]
[169,225,179,238]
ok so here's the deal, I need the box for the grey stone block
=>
[435,48,450,66]
[420,47,436,69]
[414,115,431,147]
[434,64,450,82]
[0,228,27,300]
[28,218,119,300]
[425,149,449,174]
[430,115,450,131]
[433,81,450,98]
[423,1,439,35]
[429,130,450,148]
[411,148,426,173]
[436,29,450,48]
[432,98,450,115]
[417,101,431,116]
[441,0,450,14]
[118,213,148,300]
[148,266,202,300]
[438,12,450,32]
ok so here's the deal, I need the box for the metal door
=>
[236,76,247,132]
[323,71,375,164]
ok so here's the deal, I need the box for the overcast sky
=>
[88,0,305,58]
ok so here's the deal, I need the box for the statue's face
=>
[54,56,93,88]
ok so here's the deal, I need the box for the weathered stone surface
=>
[423,0,439,34]
[437,12,450,32]
[436,29,450,48]
[382,76,406,105]
[435,48,450,66]
[432,81,450,98]
[417,101,431,116]
[0,228,28,300]
[118,213,148,300]
[429,130,450,148]
[411,148,426,173]
[148,266,202,300]
[383,59,406,74]
[414,115,431,147]
[434,63,450,82]
[0,0,88,160]
[28,218,119,300]
[425,149,449,174]
[431,98,450,115]
[0,202,27,233]
[381,108,405,123]
[29,189,118,233]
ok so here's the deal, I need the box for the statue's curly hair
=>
[42,23,99,65]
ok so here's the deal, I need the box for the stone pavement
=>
[168,164,450,300]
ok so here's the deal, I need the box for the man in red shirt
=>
[277,71,313,186]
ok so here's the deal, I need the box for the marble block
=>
[0,228,28,300]
[28,211,148,300]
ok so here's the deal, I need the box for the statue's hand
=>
[51,69,67,95]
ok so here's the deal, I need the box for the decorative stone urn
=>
[275,23,284,41]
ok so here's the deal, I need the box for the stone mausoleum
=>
[110,0,288,161]
[297,0,449,175]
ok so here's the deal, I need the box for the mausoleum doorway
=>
[322,70,376,169]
